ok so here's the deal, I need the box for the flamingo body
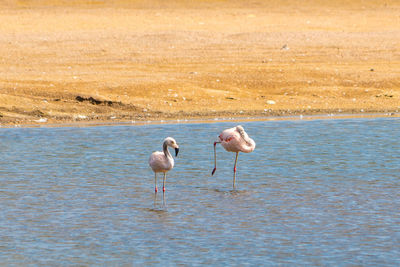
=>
[219,126,255,153]
[149,151,174,173]
[149,137,179,192]
[212,125,255,188]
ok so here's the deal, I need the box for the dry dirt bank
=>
[0,0,399,126]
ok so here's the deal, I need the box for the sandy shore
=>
[0,0,399,126]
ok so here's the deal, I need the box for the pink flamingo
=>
[149,137,179,193]
[212,125,256,188]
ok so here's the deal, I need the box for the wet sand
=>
[1,0,399,126]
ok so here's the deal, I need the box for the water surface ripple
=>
[0,118,399,265]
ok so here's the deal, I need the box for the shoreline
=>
[1,111,398,129]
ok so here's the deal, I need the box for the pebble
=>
[35,118,47,123]
[281,44,290,50]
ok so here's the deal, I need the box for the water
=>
[0,118,399,266]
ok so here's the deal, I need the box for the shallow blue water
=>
[0,118,399,265]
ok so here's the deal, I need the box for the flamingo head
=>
[164,137,179,156]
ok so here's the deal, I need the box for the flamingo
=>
[212,125,255,189]
[149,137,179,193]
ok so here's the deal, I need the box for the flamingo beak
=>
[175,148,179,157]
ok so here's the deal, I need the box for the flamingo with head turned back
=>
[149,137,179,192]
[212,125,256,189]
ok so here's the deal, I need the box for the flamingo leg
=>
[212,141,220,175]
[154,173,158,193]
[233,152,239,189]
[163,172,167,192]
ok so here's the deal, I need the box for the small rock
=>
[281,44,290,50]
[266,100,276,105]
[35,118,47,123]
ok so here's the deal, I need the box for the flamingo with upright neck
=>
[212,125,255,189]
[149,137,179,192]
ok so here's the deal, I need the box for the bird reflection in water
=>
[153,191,167,210]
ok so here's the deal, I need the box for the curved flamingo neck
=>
[242,138,256,153]
[163,141,172,159]
[236,126,253,148]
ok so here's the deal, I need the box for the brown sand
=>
[0,0,399,126]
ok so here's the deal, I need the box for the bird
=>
[211,125,255,189]
[149,137,179,193]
